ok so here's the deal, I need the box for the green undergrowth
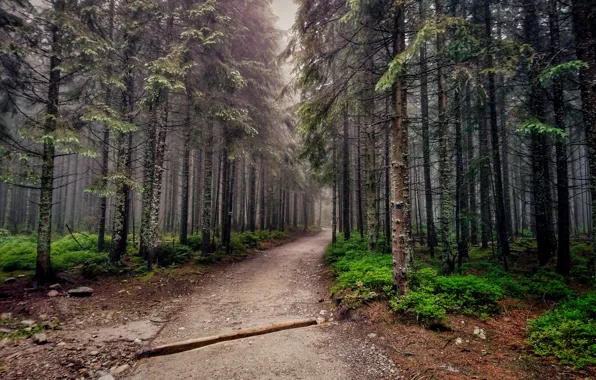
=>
[527,292,596,367]
[0,234,108,274]
[326,233,595,367]
[186,230,290,254]
[326,235,393,307]
[0,229,291,280]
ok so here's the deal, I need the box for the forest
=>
[0,0,596,377]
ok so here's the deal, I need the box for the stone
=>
[319,310,327,315]
[473,327,487,340]
[49,284,61,290]
[110,364,130,376]
[17,275,25,278]
[367,333,378,339]
[32,333,48,344]
[4,277,16,284]
[48,290,60,297]
[98,375,115,380]
[316,317,325,325]
[68,287,94,297]
[90,350,99,356]
[318,298,324,303]
[21,320,36,327]
[455,337,464,346]
[1,312,12,320]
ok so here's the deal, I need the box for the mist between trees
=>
[0,0,327,283]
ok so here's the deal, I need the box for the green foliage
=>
[377,16,465,91]
[0,234,108,273]
[539,60,588,87]
[524,271,572,300]
[154,244,194,267]
[326,236,393,305]
[185,230,290,253]
[527,293,596,367]
[517,119,567,141]
[391,268,505,325]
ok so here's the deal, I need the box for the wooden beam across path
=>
[137,318,319,359]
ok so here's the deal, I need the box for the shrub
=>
[327,235,393,294]
[527,293,596,367]
[525,270,572,300]
[334,254,393,292]
[391,289,447,324]
[434,275,504,314]
[154,244,194,267]
[187,235,203,251]
[391,268,505,325]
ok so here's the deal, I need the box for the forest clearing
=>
[1,0,596,379]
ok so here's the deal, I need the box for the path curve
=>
[129,230,398,379]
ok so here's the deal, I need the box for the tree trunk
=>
[147,101,168,270]
[484,0,510,267]
[525,0,557,266]
[391,2,412,294]
[356,117,364,237]
[436,0,453,274]
[419,0,436,257]
[179,95,192,245]
[571,0,596,269]
[202,118,214,255]
[342,106,351,240]
[549,0,570,275]
[35,2,63,282]
[97,0,115,252]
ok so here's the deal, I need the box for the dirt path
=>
[129,230,399,380]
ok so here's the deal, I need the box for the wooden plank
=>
[137,318,318,359]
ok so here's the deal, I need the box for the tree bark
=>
[484,0,510,267]
[571,0,596,269]
[342,106,351,240]
[202,118,214,255]
[35,0,63,282]
[391,2,412,295]
[419,0,437,257]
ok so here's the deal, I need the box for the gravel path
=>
[128,229,399,380]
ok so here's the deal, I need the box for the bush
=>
[525,270,572,300]
[154,244,194,267]
[527,293,596,367]
[391,268,505,325]
[187,235,203,251]
[326,235,393,294]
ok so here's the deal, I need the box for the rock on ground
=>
[68,287,94,297]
